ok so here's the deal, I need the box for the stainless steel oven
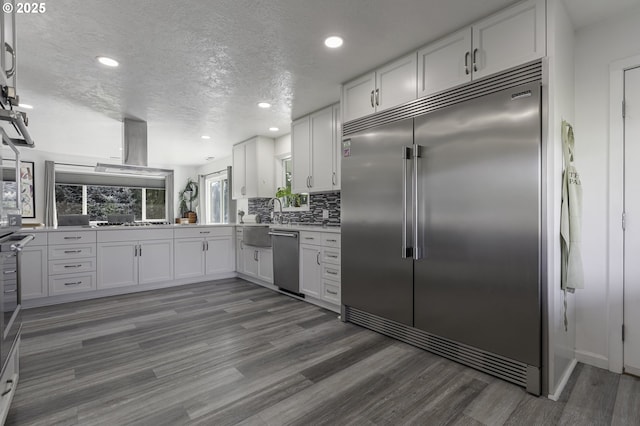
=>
[0,233,31,373]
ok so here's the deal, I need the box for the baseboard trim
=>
[548,358,577,401]
[575,349,609,370]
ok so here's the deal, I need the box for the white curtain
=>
[43,160,56,227]
[165,172,174,222]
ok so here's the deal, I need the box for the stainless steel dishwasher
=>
[268,229,301,295]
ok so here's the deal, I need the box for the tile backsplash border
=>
[247,191,340,225]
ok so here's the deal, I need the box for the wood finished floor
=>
[6,278,640,425]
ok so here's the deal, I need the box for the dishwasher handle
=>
[268,232,298,238]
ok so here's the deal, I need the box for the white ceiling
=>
[15,0,638,167]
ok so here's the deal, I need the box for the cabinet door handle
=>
[1,379,13,397]
[370,90,375,108]
[332,172,336,186]
[64,250,82,254]
[254,250,258,261]
[240,240,244,249]
[139,245,142,257]
[5,43,16,78]
[64,236,82,240]
[464,51,470,75]
[64,265,82,269]
[473,48,478,72]
[316,252,321,265]
[326,289,338,295]
[309,176,313,188]
[203,241,206,251]
[64,282,82,286]
[375,88,379,106]
[206,241,209,251]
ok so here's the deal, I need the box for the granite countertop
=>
[19,223,236,233]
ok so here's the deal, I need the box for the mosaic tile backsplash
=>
[247,192,340,225]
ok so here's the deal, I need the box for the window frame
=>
[204,172,229,224]
[278,155,309,212]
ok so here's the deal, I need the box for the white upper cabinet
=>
[232,143,246,199]
[342,52,417,123]
[375,53,418,112]
[417,28,472,98]
[342,72,376,123]
[232,136,275,200]
[472,0,545,79]
[292,104,341,194]
[418,0,546,98]
[292,116,311,195]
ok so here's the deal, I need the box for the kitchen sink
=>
[243,226,271,247]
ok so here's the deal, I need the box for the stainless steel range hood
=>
[95,118,172,176]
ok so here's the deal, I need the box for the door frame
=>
[608,54,640,374]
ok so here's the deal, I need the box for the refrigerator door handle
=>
[413,145,422,260]
[402,146,413,259]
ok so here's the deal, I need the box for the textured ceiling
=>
[15,0,630,167]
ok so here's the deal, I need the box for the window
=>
[279,157,308,210]
[54,166,169,222]
[204,172,229,224]
[55,184,166,221]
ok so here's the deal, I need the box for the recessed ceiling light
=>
[201,135,211,140]
[324,36,344,48]
[257,102,271,109]
[97,56,119,67]
[18,103,33,109]
[269,127,279,132]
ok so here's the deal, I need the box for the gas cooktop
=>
[95,221,172,227]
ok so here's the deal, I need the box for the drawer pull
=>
[3,270,16,274]
[64,281,82,286]
[64,250,82,254]
[326,270,338,275]
[4,289,16,294]
[327,255,338,259]
[326,289,338,295]
[1,379,13,396]
[304,237,315,240]
[64,264,83,269]
[200,231,210,234]
[64,236,82,240]
[327,239,337,243]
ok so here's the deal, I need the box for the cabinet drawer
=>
[322,280,341,304]
[300,231,322,246]
[322,248,340,265]
[322,234,341,248]
[16,231,47,246]
[48,231,96,245]
[48,244,96,260]
[49,272,96,295]
[322,264,341,281]
[174,226,233,239]
[48,258,96,275]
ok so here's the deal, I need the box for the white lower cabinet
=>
[47,231,97,296]
[300,244,322,298]
[174,227,234,280]
[242,246,273,283]
[97,229,174,289]
[20,245,48,299]
[299,231,341,306]
[236,233,244,274]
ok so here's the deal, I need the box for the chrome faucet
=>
[268,197,284,224]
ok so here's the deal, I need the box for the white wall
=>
[545,0,576,398]
[573,4,640,368]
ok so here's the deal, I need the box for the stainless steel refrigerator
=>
[342,78,542,394]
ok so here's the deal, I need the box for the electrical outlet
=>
[322,209,329,219]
